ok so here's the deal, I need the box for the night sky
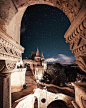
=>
[20,4,75,63]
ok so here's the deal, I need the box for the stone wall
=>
[11,68,26,93]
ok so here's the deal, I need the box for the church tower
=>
[41,53,45,61]
[35,48,41,62]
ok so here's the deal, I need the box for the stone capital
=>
[0,60,16,74]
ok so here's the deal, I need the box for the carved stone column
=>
[0,60,16,108]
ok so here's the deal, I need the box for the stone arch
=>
[0,0,86,72]
[47,100,68,108]
[34,96,38,108]
[0,0,84,44]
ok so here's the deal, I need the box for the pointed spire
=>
[41,53,44,58]
[36,47,40,57]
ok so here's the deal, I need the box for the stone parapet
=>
[11,68,26,93]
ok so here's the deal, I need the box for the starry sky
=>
[20,4,75,63]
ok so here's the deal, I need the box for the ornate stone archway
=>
[0,0,86,72]
[0,0,86,108]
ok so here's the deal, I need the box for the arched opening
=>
[20,4,75,63]
[0,0,85,72]
[0,1,86,108]
[34,97,38,108]
[47,100,68,108]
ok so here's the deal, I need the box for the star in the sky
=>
[20,4,75,60]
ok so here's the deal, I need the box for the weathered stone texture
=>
[0,0,85,44]
[72,82,86,108]
[0,1,86,107]
[11,68,26,93]
[0,0,17,24]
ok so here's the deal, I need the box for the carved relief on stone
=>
[0,43,2,49]
[67,18,86,43]
[0,60,5,72]
[61,0,83,22]
[6,63,16,70]
[65,17,86,72]
[81,97,86,108]
[66,18,86,55]
[76,56,86,72]
[0,34,24,60]
[72,83,86,108]
[0,60,16,73]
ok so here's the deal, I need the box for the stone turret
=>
[35,48,40,57]
[35,48,41,62]
[41,53,45,61]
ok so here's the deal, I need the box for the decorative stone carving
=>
[0,33,24,61]
[0,60,16,73]
[6,62,16,70]
[0,60,5,72]
[81,97,86,108]
[72,83,86,108]
[64,10,86,72]
[0,60,13,108]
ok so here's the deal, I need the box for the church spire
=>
[41,52,45,61]
[41,53,44,58]
[36,47,40,57]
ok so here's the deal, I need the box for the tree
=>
[53,63,62,70]
[29,52,36,60]
[64,67,77,82]
[43,72,52,84]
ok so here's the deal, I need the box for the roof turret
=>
[35,48,40,57]
[41,53,44,58]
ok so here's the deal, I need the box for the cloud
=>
[58,60,75,64]
[45,54,75,64]
[58,54,72,61]
[45,57,59,62]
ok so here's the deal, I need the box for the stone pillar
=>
[0,73,11,108]
[0,60,16,108]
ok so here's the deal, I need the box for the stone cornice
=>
[64,4,86,39]
[0,29,24,52]
[64,4,86,73]
[0,30,24,61]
